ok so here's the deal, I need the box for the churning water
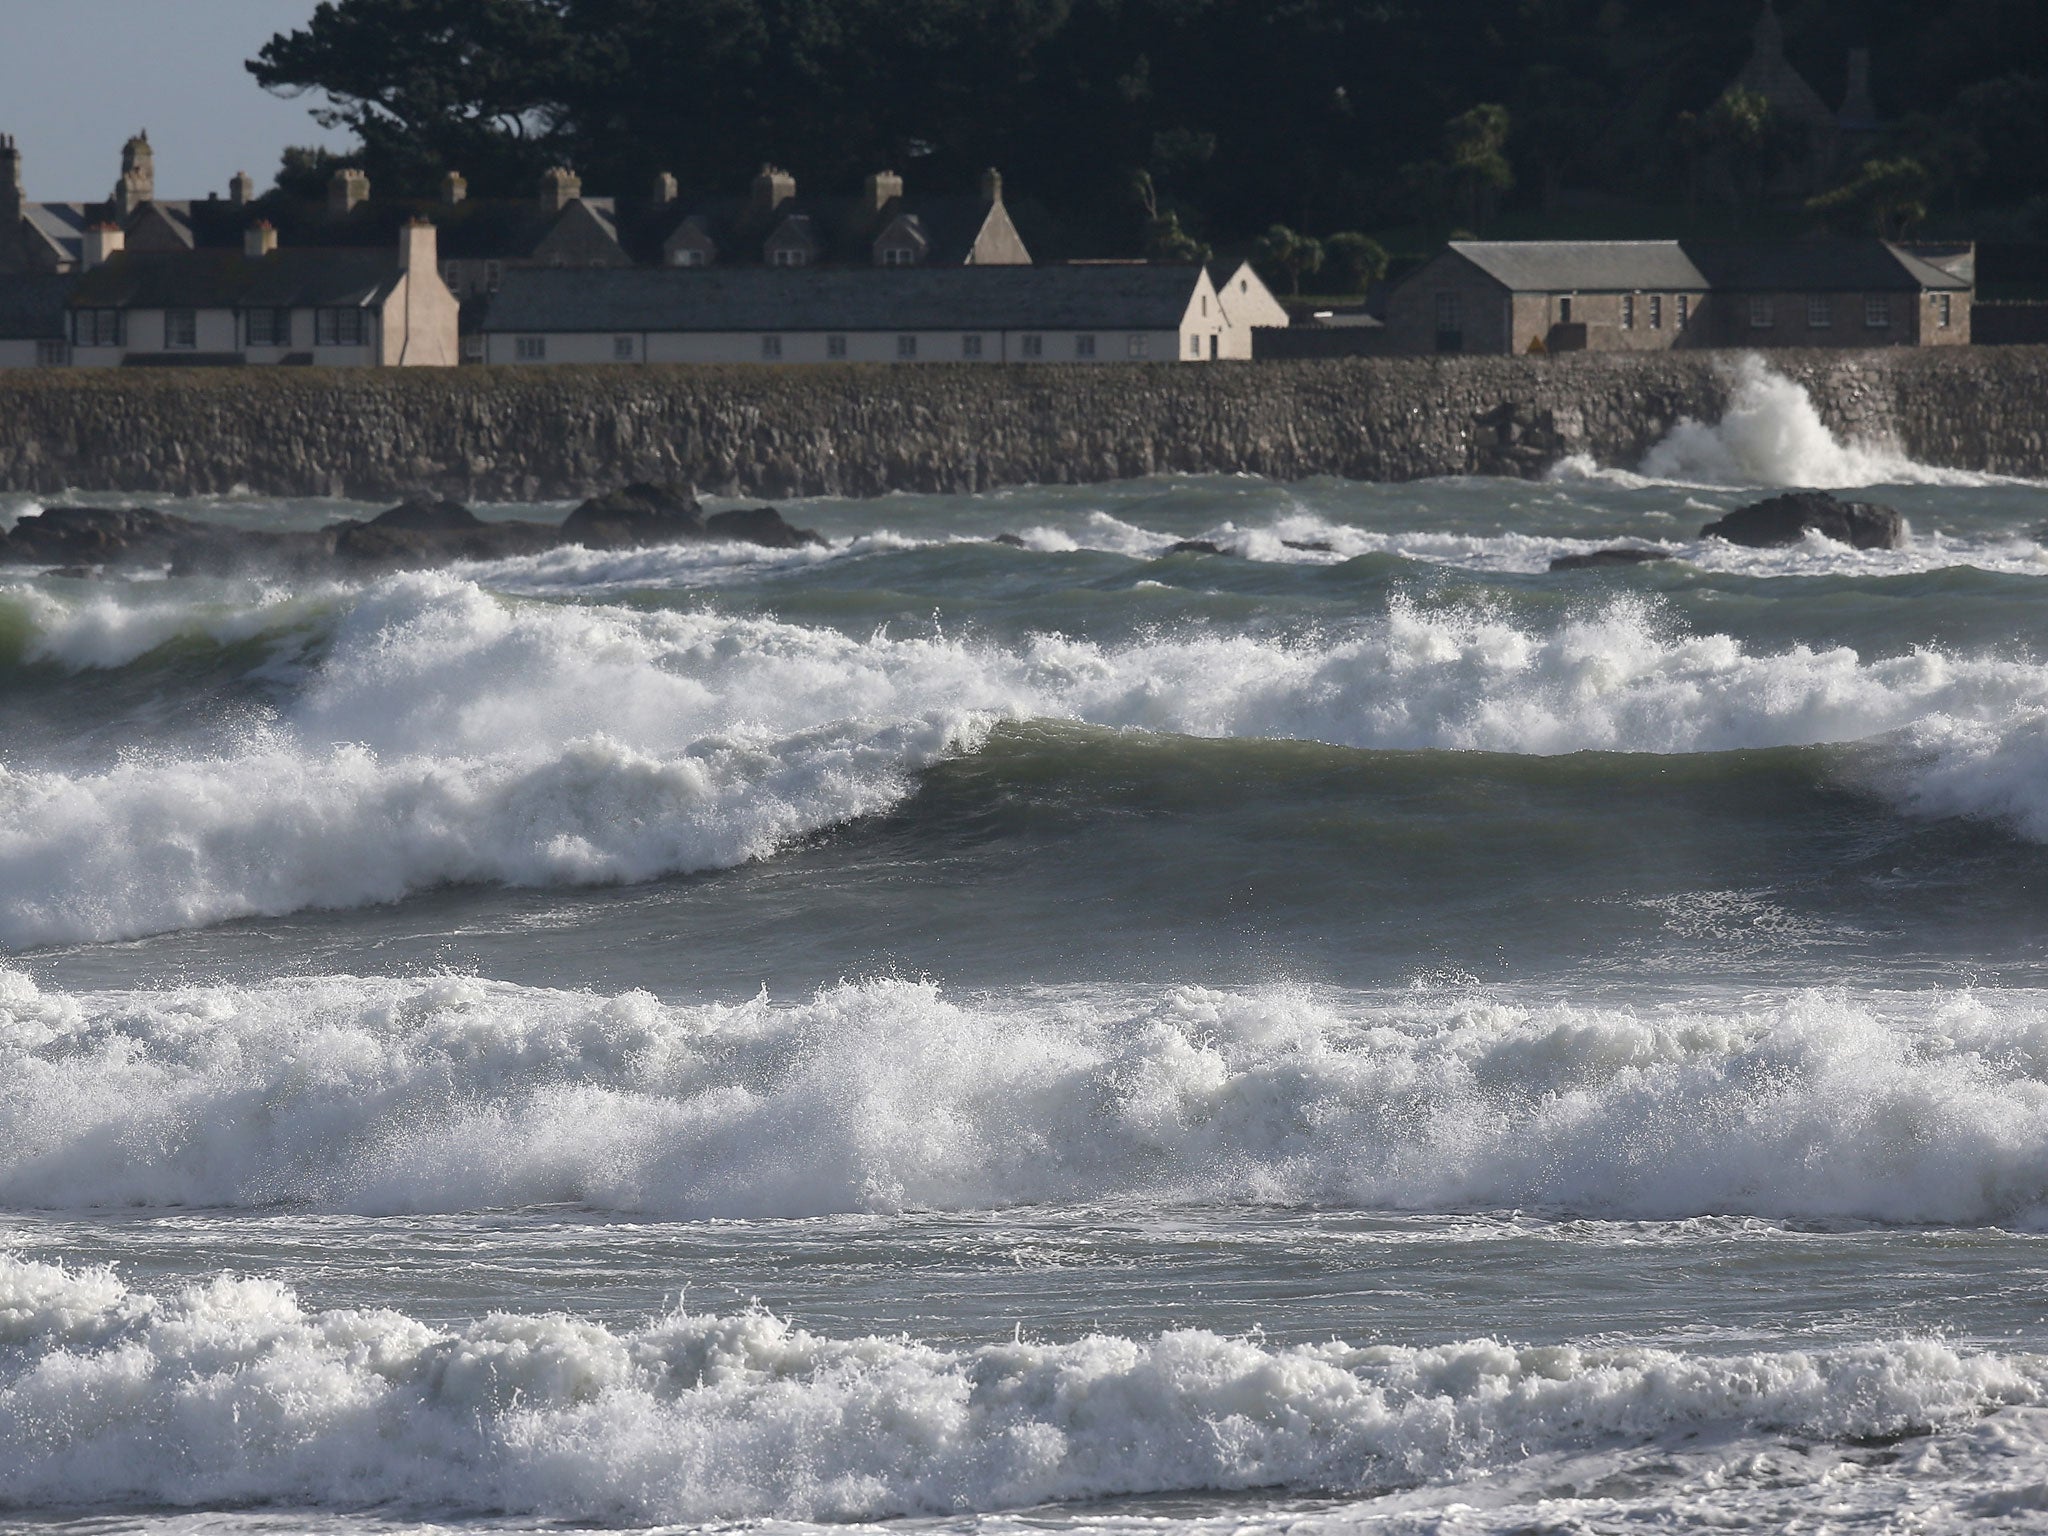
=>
[6,363,2048,1532]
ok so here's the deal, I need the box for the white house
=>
[1210,260,1290,358]
[475,263,1231,365]
[59,218,458,367]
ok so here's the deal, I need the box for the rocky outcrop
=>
[0,348,2038,501]
[1548,547,1675,570]
[0,485,824,575]
[1700,490,1906,549]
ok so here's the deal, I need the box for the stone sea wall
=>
[1,347,2045,501]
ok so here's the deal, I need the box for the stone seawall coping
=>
[0,348,2042,501]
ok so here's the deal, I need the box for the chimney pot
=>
[751,165,796,217]
[441,170,467,205]
[539,166,582,214]
[652,171,678,205]
[327,167,370,216]
[230,170,255,206]
[244,220,277,258]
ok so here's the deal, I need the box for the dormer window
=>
[672,248,708,268]
[881,246,918,267]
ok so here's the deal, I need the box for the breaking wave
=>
[6,574,2048,945]
[0,1250,2040,1522]
[8,969,2048,1224]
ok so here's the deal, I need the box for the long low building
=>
[473,264,1243,365]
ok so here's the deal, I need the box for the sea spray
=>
[8,969,2048,1223]
[0,1250,2040,1521]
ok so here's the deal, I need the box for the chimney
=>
[750,164,795,217]
[651,171,678,205]
[980,167,1005,203]
[399,216,437,273]
[82,222,124,270]
[441,170,467,205]
[244,220,277,258]
[0,134,21,226]
[327,167,370,216]
[538,166,581,214]
[862,169,903,216]
[113,130,154,216]
[229,170,255,206]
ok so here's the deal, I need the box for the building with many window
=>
[1386,239,1971,355]
[474,264,1230,367]
[59,219,457,367]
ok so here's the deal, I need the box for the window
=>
[614,336,635,361]
[772,247,809,268]
[1189,334,1202,357]
[897,334,917,359]
[1622,294,1635,330]
[245,308,290,347]
[442,261,461,290]
[73,309,123,347]
[1074,334,1096,358]
[961,334,983,358]
[484,260,502,292]
[1127,334,1149,358]
[1677,294,1690,328]
[1201,295,1208,317]
[1749,297,1774,329]
[35,339,68,366]
[1559,296,1572,324]
[881,246,917,267]
[1649,295,1662,330]
[1939,293,1953,328]
[164,309,197,349]
[317,308,370,347]
[761,334,783,360]
[1807,295,1833,329]
[515,335,547,361]
[827,334,847,359]
[1021,334,1043,358]
[1435,292,1461,331]
[462,333,485,362]
[672,248,707,268]
[1865,294,1892,328]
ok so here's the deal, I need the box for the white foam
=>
[0,1250,2039,1523]
[1585,354,2022,490]
[8,576,2048,944]
[9,969,2048,1224]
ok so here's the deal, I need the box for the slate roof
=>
[1448,241,1709,293]
[478,264,1202,333]
[0,273,78,338]
[68,249,401,309]
[1685,240,1971,292]
[634,191,1009,268]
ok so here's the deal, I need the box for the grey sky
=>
[0,0,349,201]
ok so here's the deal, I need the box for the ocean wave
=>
[0,1250,2039,1522]
[6,575,2048,944]
[8,970,2048,1223]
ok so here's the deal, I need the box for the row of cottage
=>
[0,132,1979,368]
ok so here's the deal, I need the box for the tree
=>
[1321,231,1388,294]
[1443,103,1513,230]
[1809,156,1932,238]
[1253,223,1323,296]
[1685,86,1788,227]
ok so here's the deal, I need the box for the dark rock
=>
[1282,539,1336,553]
[703,505,826,548]
[991,532,1028,547]
[560,481,706,549]
[1164,539,1229,556]
[367,498,484,532]
[330,517,557,567]
[1548,547,1675,571]
[0,505,204,567]
[1699,490,1906,550]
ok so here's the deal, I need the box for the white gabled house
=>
[60,218,458,367]
[475,264,1233,365]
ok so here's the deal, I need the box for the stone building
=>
[475,265,1223,367]
[60,219,458,367]
[1385,239,1969,355]
[0,131,213,274]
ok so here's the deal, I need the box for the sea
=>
[4,357,2048,1533]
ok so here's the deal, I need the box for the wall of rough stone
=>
[0,347,2044,501]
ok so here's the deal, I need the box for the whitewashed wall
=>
[484,328,1199,365]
